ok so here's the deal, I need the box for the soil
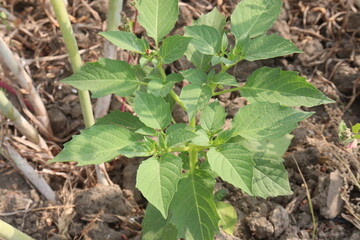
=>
[0,0,359,239]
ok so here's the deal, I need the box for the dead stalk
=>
[1,140,57,202]
[0,36,53,135]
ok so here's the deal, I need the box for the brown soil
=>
[0,0,359,239]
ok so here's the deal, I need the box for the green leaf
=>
[166,128,197,148]
[62,58,139,98]
[147,73,182,97]
[231,134,293,156]
[194,8,226,34]
[232,102,313,140]
[242,34,302,61]
[200,101,226,133]
[135,126,158,136]
[51,125,135,165]
[192,129,210,146]
[185,25,222,55]
[241,67,334,107]
[170,170,220,240]
[216,201,237,235]
[185,43,212,71]
[136,154,183,218]
[133,92,172,129]
[231,0,282,39]
[180,84,212,120]
[99,31,148,53]
[137,0,178,44]
[252,152,292,198]
[95,110,145,131]
[117,140,155,158]
[213,129,235,146]
[180,69,207,85]
[212,72,239,87]
[207,144,254,194]
[160,35,192,64]
[142,204,177,240]
[352,123,360,134]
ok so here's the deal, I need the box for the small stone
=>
[246,213,274,239]
[320,170,344,219]
[269,205,290,237]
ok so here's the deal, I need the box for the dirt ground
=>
[0,0,359,239]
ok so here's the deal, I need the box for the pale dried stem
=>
[1,141,57,202]
[0,36,53,136]
[0,90,48,149]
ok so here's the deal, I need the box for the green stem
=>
[168,146,190,152]
[170,90,186,111]
[188,147,198,172]
[213,87,242,96]
[107,0,123,31]
[189,117,196,129]
[50,0,95,128]
[0,219,34,240]
[157,61,167,83]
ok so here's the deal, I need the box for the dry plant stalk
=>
[0,36,53,136]
[0,90,48,149]
[1,140,57,202]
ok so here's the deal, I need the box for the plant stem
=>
[189,117,196,129]
[50,0,95,128]
[107,0,123,31]
[188,147,198,172]
[213,86,242,96]
[0,90,39,144]
[157,61,167,83]
[170,90,186,111]
[0,219,34,240]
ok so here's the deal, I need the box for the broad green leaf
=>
[95,110,145,131]
[135,126,158,136]
[166,123,194,132]
[147,80,174,97]
[185,25,221,55]
[133,92,171,129]
[352,123,360,134]
[207,144,254,194]
[159,35,192,64]
[180,69,207,85]
[62,58,139,98]
[180,85,212,120]
[200,101,226,133]
[194,8,226,34]
[170,170,220,240]
[117,140,155,158]
[232,102,313,140]
[216,201,237,235]
[213,129,235,146]
[136,154,182,218]
[147,73,182,97]
[137,0,178,44]
[212,72,239,87]
[99,31,148,53]
[230,134,293,156]
[51,125,135,165]
[242,34,301,61]
[166,128,197,148]
[142,204,177,240]
[231,0,282,39]
[192,129,210,146]
[221,33,229,52]
[252,152,292,198]
[132,65,154,82]
[241,67,334,107]
[185,43,212,71]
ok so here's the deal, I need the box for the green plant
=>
[51,0,334,239]
[339,121,360,149]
